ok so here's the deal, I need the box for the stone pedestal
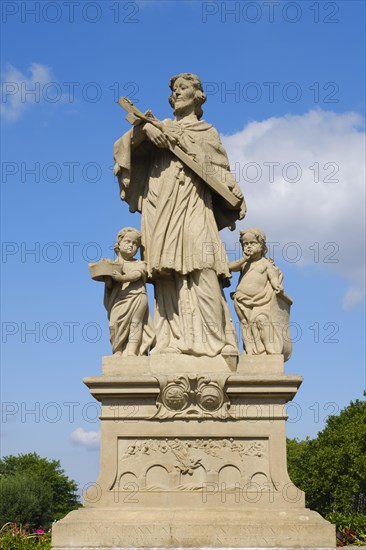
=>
[52,355,335,549]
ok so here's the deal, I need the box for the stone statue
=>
[89,227,155,356]
[229,228,292,360]
[54,73,335,550]
[113,73,246,357]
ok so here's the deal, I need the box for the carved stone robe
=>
[103,259,155,355]
[114,118,244,356]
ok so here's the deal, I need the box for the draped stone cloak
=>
[113,119,245,282]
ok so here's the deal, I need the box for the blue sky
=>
[1,0,365,496]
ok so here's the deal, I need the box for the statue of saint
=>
[113,73,246,357]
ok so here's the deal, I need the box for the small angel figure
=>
[90,227,155,356]
[229,228,292,359]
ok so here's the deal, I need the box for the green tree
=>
[287,397,366,517]
[0,472,52,528]
[0,453,80,528]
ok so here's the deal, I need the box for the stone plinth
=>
[52,355,335,548]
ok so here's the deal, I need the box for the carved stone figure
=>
[113,437,267,492]
[89,227,155,356]
[53,73,335,550]
[230,228,292,360]
[113,73,246,357]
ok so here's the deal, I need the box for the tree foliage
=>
[287,397,366,517]
[0,473,52,528]
[0,453,80,528]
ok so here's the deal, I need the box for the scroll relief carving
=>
[152,374,234,420]
[112,437,270,492]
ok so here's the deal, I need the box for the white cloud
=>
[342,286,365,311]
[70,428,100,450]
[1,62,53,121]
[221,110,366,308]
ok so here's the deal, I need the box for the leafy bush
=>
[287,397,366,517]
[0,473,52,528]
[0,453,80,528]
[327,512,366,546]
[0,523,51,550]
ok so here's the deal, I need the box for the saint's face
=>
[119,233,139,260]
[172,78,196,113]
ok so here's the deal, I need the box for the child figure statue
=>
[229,228,292,360]
[89,227,155,356]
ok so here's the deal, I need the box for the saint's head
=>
[169,73,206,119]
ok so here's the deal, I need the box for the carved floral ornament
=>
[112,437,268,492]
[153,374,233,419]
[122,438,266,475]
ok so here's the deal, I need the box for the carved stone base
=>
[51,355,335,548]
[52,507,335,548]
